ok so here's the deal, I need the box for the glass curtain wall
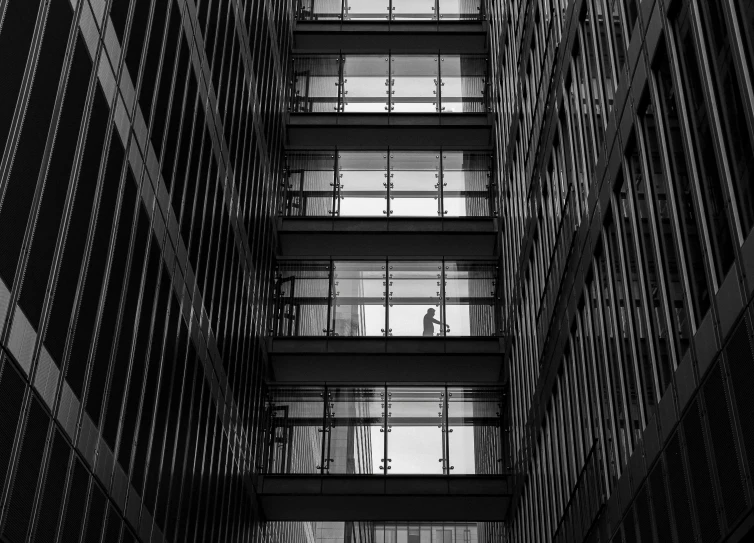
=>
[274,260,500,337]
[283,151,494,217]
[291,54,488,114]
[262,385,505,477]
[295,0,484,20]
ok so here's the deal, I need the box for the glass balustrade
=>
[261,384,506,476]
[283,151,494,217]
[295,0,484,20]
[291,54,488,114]
[273,260,501,337]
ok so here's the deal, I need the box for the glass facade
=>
[291,54,489,114]
[0,0,288,541]
[4,0,754,541]
[284,151,495,218]
[274,260,501,337]
[295,0,484,21]
[491,0,754,541]
[262,385,505,476]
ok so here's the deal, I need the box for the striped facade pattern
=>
[490,0,754,540]
[0,0,290,541]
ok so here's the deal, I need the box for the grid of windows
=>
[0,0,290,541]
[494,0,754,540]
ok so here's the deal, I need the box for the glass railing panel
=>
[338,151,388,216]
[285,152,336,217]
[391,55,439,113]
[387,387,446,474]
[390,151,441,216]
[325,386,384,474]
[298,0,343,20]
[440,55,488,113]
[275,262,331,336]
[331,261,387,336]
[343,0,388,19]
[292,55,341,113]
[391,0,437,19]
[388,261,444,336]
[343,55,389,112]
[442,152,492,217]
[438,0,483,19]
[263,385,326,474]
[443,262,497,336]
[447,387,503,475]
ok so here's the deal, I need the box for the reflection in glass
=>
[283,151,494,217]
[447,387,503,474]
[275,262,331,336]
[389,262,443,336]
[263,386,325,474]
[292,55,341,113]
[440,56,488,113]
[327,386,383,474]
[444,262,497,336]
[263,385,506,477]
[285,152,336,217]
[291,54,489,113]
[274,260,500,337]
[442,152,492,216]
[297,0,484,20]
[439,0,483,20]
[331,261,386,336]
[297,0,342,20]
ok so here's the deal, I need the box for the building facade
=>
[493,0,754,540]
[2,0,754,542]
[0,0,290,541]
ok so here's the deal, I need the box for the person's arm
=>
[431,318,450,328]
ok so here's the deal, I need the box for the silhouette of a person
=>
[423,308,448,336]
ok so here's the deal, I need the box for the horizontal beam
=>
[287,114,494,149]
[257,474,513,521]
[277,218,499,257]
[294,21,488,53]
[268,337,505,382]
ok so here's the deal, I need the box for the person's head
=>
[427,308,435,316]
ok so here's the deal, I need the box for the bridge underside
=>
[257,475,513,521]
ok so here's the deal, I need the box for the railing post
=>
[337,52,344,114]
[320,385,328,474]
[384,259,390,336]
[439,150,444,217]
[326,259,334,335]
[437,52,442,114]
[333,149,339,219]
[386,148,391,217]
[443,385,450,474]
[384,385,389,476]
[441,259,447,336]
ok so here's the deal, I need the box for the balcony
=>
[294,0,487,53]
[279,150,498,257]
[269,260,504,381]
[257,384,514,521]
[288,54,492,148]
